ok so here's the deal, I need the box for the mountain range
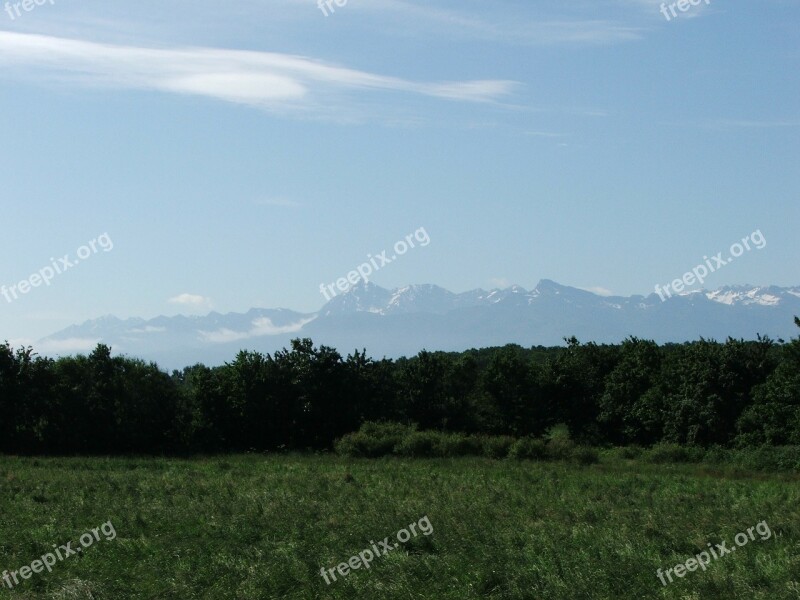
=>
[38,280,800,369]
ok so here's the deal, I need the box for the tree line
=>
[1,318,798,454]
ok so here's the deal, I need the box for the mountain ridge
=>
[37,280,800,369]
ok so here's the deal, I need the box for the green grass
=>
[0,455,798,599]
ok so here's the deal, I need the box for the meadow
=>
[0,453,798,599]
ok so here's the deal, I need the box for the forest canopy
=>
[1,318,798,455]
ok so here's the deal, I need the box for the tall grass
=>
[0,454,797,599]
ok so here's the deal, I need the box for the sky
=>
[0,0,798,347]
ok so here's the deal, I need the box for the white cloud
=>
[127,326,166,334]
[580,286,614,296]
[488,277,511,288]
[0,32,517,119]
[168,293,213,309]
[199,316,316,343]
[12,0,646,49]
[37,338,101,354]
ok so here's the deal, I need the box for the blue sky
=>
[0,0,798,347]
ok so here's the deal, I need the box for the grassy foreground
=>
[0,455,798,599]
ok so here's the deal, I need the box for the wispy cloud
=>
[168,293,213,310]
[0,32,518,119]
[616,0,711,20]
[8,0,648,48]
[9,336,101,354]
[524,131,568,138]
[199,316,315,343]
[127,326,166,334]
[707,118,800,129]
[580,286,614,296]
[344,0,644,45]
[488,277,511,288]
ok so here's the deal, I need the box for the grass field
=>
[0,454,798,599]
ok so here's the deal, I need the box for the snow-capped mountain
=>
[34,281,800,369]
[321,282,486,316]
[704,285,797,307]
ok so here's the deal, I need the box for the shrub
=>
[571,446,600,465]
[702,445,731,464]
[334,432,391,457]
[437,434,484,457]
[334,421,415,457]
[645,443,705,464]
[617,445,644,459]
[508,438,548,460]
[394,431,443,457]
[546,423,571,440]
[480,435,515,459]
[359,421,416,439]
[729,446,800,472]
[546,437,576,460]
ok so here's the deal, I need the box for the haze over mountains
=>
[40,280,800,370]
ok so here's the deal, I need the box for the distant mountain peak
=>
[534,279,573,293]
[36,281,800,370]
[705,284,792,307]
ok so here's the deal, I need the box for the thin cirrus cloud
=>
[0,31,518,119]
[325,0,644,45]
[706,118,800,129]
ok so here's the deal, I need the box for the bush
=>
[618,445,644,459]
[702,445,730,464]
[508,438,548,460]
[546,437,576,460]
[546,424,571,440]
[359,421,416,439]
[336,427,553,461]
[604,446,643,461]
[728,446,800,472]
[334,421,415,457]
[571,446,600,465]
[507,438,598,463]
[394,431,443,457]
[645,443,706,464]
[480,435,515,459]
[437,434,485,457]
[334,432,391,458]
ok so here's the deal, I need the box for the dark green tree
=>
[736,318,800,445]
